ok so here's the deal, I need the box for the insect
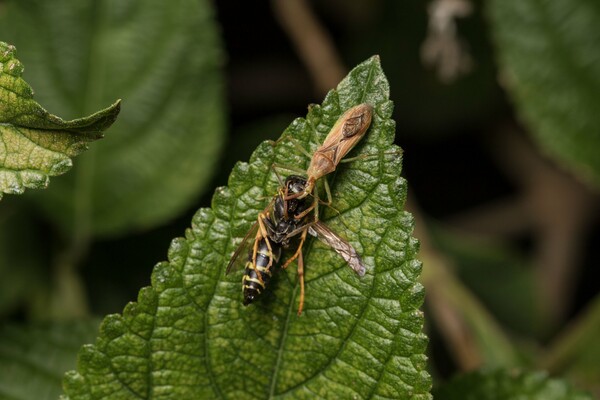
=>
[281,103,374,221]
[227,174,366,314]
[226,175,313,308]
[228,103,375,313]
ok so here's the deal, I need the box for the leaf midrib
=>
[209,160,278,399]
[268,282,298,398]
[264,61,381,398]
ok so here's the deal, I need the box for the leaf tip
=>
[49,159,74,175]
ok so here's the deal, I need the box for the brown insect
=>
[281,103,374,221]
[298,103,373,199]
[227,104,375,314]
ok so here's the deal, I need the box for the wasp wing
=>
[309,221,366,276]
[226,219,259,275]
[226,197,277,275]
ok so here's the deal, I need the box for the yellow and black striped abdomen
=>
[242,237,282,305]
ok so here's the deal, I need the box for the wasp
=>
[227,174,366,314]
[228,104,375,314]
[226,175,313,308]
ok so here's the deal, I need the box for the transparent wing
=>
[226,197,276,275]
[309,221,366,276]
[226,219,259,275]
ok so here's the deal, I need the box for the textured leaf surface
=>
[488,0,600,187]
[63,57,431,399]
[0,320,99,400]
[0,0,225,235]
[0,41,119,199]
[434,369,593,400]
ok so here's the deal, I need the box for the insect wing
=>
[309,221,366,277]
[226,196,278,274]
[226,219,259,275]
[307,103,373,180]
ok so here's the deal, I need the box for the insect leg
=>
[321,178,333,207]
[270,163,286,187]
[254,213,275,284]
[290,228,308,315]
[297,245,305,316]
[281,227,308,270]
[292,200,316,221]
[272,134,313,160]
[313,194,320,223]
[338,149,403,164]
[271,162,306,177]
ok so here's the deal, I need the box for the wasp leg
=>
[280,228,308,315]
[281,227,308,270]
[284,220,317,239]
[293,200,316,221]
[297,245,305,316]
[253,213,275,285]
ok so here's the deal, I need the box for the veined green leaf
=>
[0,41,119,199]
[488,0,600,188]
[62,57,432,399]
[0,0,225,236]
[0,320,99,400]
[434,369,593,400]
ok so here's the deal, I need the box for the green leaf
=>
[434,369,593,400]
[62,57,432,399]
[0,41,119,199]
[487,0,600,188]
[0,320,99,400]
[0,0,225,236]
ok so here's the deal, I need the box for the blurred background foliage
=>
[0,0,598,398]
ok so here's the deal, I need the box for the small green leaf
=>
[0,320,99,400]
[0,41,119,199]
[434,369,593,400]
[0,0,225,235]
[488,0,600,188]
[62,57,432,399]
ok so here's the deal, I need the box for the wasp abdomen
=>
[242,238,282,305]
